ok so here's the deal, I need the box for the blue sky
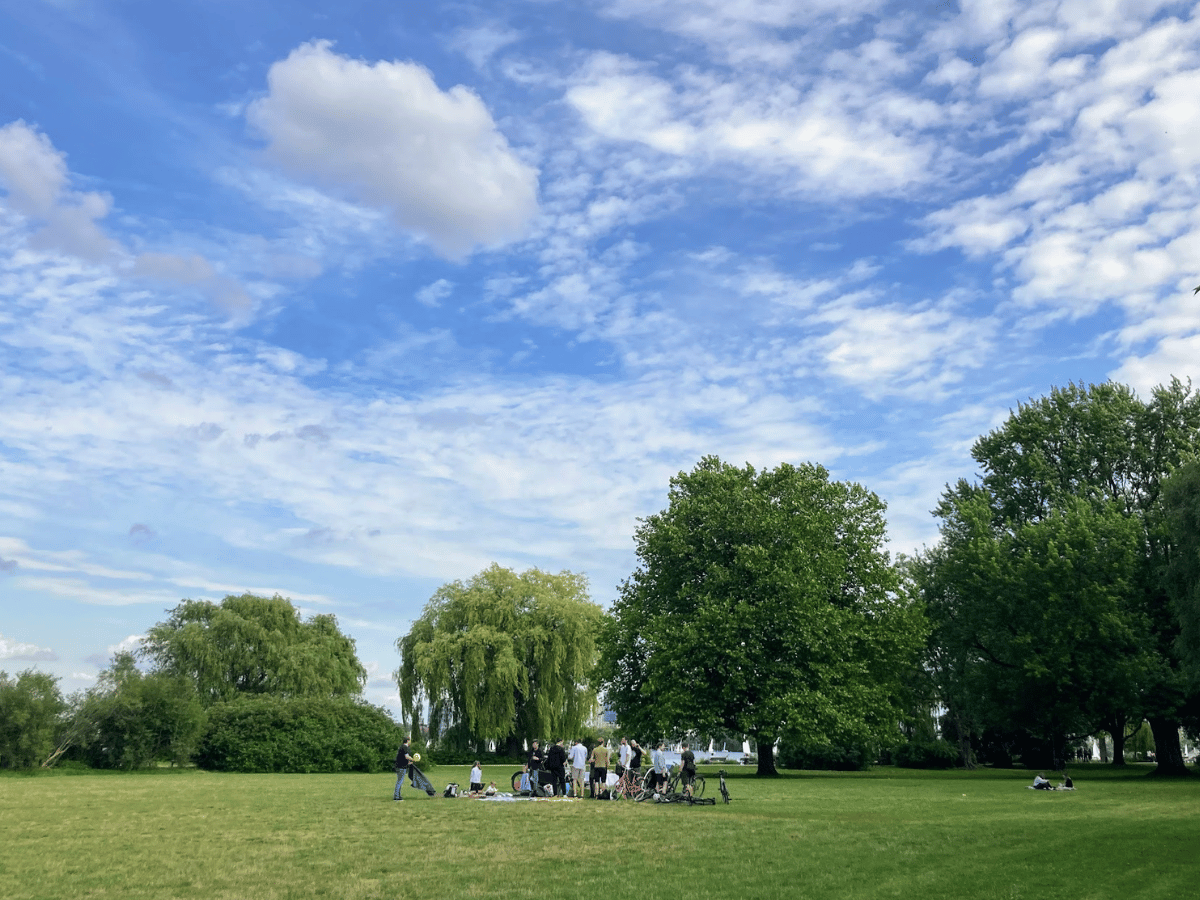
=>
[3,0,1199,716]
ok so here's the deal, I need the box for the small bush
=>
[893,740,959,769]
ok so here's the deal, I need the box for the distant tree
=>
[0,669,65,769]
[599,457,926,777]
[927,379,1200,775]
[926,490,1150,768]
[396,564,604,756]
[75,653,206,769]
[140,594,366,704]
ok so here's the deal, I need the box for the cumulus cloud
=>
[0,120,118,260]
[0,633,57,661]
[246,41,540,259]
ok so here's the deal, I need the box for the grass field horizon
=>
[3,763,1197,899]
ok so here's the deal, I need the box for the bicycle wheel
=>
[510,770,526,793]
[690,774,705,799]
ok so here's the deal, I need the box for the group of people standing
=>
[523,736,697,798]
[393,732,699,802]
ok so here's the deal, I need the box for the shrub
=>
[778,738,876,771]
[197,696,402,773]
[893,740,959,769]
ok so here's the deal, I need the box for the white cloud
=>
[0,120,118,261]
[415,278,454,307]
[0,633,57,661]
[107,634,145,655]
[246,41,540,259]
[566,53,939,198]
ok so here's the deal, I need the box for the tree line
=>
[5,377,1200,776]
[395,378,1200,777]
[1,594,400,772]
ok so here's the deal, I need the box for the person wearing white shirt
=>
[618,737,631,774]
[470,761,483,793]
[569,738,589,798]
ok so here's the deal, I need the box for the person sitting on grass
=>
[484,781,498,796]
[1032,773,1054,790]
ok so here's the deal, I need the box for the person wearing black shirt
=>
[680,742,697,798]
[526,740,544,796]
[393,737,414,801]
[629,740,643,774]
[547,738,569,796]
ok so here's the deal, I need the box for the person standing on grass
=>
[629,739,643,777]
[526,740,544,796]
[651,742,669,793]
[589,741,610,798]
[547,738,569,796]
[617,737,631,775]
[470,761,484,794]
[679,742,696,798]
[393,736,414,801]
[569,737,588,798]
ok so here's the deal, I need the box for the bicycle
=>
[510,769,552,797]
[646,765,706,801]
[610,766,647,801]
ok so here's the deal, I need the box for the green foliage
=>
[0,669,65,768]
[196,695,401,773]
[892,740,959,769]
[1163,459,1200,685]
[396,564,604,751]
[922,379,1200,773]
[600,456,927,777]
[778,736,876,771]
[76,653,206,769]
[141,593,366,705]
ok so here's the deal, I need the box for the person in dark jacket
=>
[525,740,544,796]
[547,738,569,796]
[393,736,414,801]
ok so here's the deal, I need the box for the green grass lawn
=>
[2,764,1197,899]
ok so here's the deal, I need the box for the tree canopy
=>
[140,593,366,705]
[599,456,927,776]
[921,379,1200,774]
[396,564,604,754]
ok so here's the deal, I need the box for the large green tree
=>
[74,653,207,769]
[0,669,65,769]
[928,379,1200,774]
[396,564,604,755]
[922,491,1150,767]
[600,456,926,777]
[140,593,366,704]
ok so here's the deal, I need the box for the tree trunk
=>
[754,732,778,777]
[1148,717,1189,776]
[504,734,524,759]
[1102,715,1127,766]
[1097,734,1108,764]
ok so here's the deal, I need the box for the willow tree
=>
[140,593,366,704]
[396,564,604,755]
